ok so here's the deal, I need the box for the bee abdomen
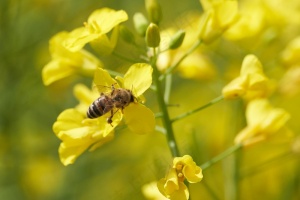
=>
[87,97,112,119]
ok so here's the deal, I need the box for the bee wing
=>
[92,84,112,95]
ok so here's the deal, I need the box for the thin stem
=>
[151,47,180,157]
[201,144,242,170]
[172,95,224,123]
[159,39,202,80]
[164,74,172,104]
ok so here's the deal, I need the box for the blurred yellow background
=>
[1,0,300,200]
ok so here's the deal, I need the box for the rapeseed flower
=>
[198,0,239,43]
[142,181,169,200]
[234,98,290,146]
[93,63,155,134]
[53,63,155,165]
[53,84,117,166]
[63,8,128,55]
[222,54,274,101]
[157,155,203,200]
[42,31,102,85]
[278,66,300,97]
[224,1,264,40]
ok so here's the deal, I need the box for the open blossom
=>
[52,63,155,165]
[93,63,155,134]
[42,31,102,85]
[63,8,128,55]
[224,1,264,40]
[157,155,203,200]
[222,54,274,101]
[234,98,290,146]
[142,182,169,200]
[198,0,239,43]
[52,84,118,166]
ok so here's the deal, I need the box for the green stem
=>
[151,47,180,157]
[172,95,224,123]
[159,39,202,80]
[201,144,242,170]
[164,74,172,103]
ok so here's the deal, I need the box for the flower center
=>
[175,164,185,182]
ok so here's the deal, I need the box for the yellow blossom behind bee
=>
[63,8,128,55]
[234,98,290,146]
[222,54,274,101]
[42,31,102,85]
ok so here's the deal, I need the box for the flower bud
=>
[169,30,185,49]
[133,12,149,36]
[119,25,135,44]
[146,23,160,47]
[145,0,162,24]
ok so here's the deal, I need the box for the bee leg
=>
[107,110,114,127]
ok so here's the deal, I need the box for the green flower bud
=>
[133,12,149,36]
[146,23,160,48]
[145,0,162,24]
[169,30,186,49]
[119,25,135,44]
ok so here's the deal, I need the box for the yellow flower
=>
[198,0,239,43]
[278,66,300,97]
[157,155,203,200]
[222,54,274,101]
[93,63,155,134]
[224,1,264,40]
[42,31,102,85]
[63,8,128,55]
[234,99,290,146]
[142,181,169,200]
[281,36,300,67]
[53,84,118,166]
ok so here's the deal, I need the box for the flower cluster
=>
[222,54,274,101]
[157,155,203,200]
[40,0,299,199]
[52,63,155,166]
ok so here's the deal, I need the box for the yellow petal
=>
[123,63,153,97]
[142,181,169,200]
[94,68,118,93]
[89,132,114,152]
[240,54,264,75]
[64,27,99,52]
[169,182,189,200]
[214,0,238,28]
[222,76,248,99]
[52,109,84,134]
[173,155,203,183]
[90,27,119,56]
[73,84,97,106]
[87,8,128,34]
[157,168,179,197]
[235,99,290,145]
[59,142,91,166]
[42,59,76,85]
[123,103,155,134]
[58,126,93,146]
[246,99,290,133]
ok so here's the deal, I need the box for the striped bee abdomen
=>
[87,96,113,119]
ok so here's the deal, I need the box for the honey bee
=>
[87,84,135,125]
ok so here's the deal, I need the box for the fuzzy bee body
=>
[87,86,135,124]
[87,95,114,119]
